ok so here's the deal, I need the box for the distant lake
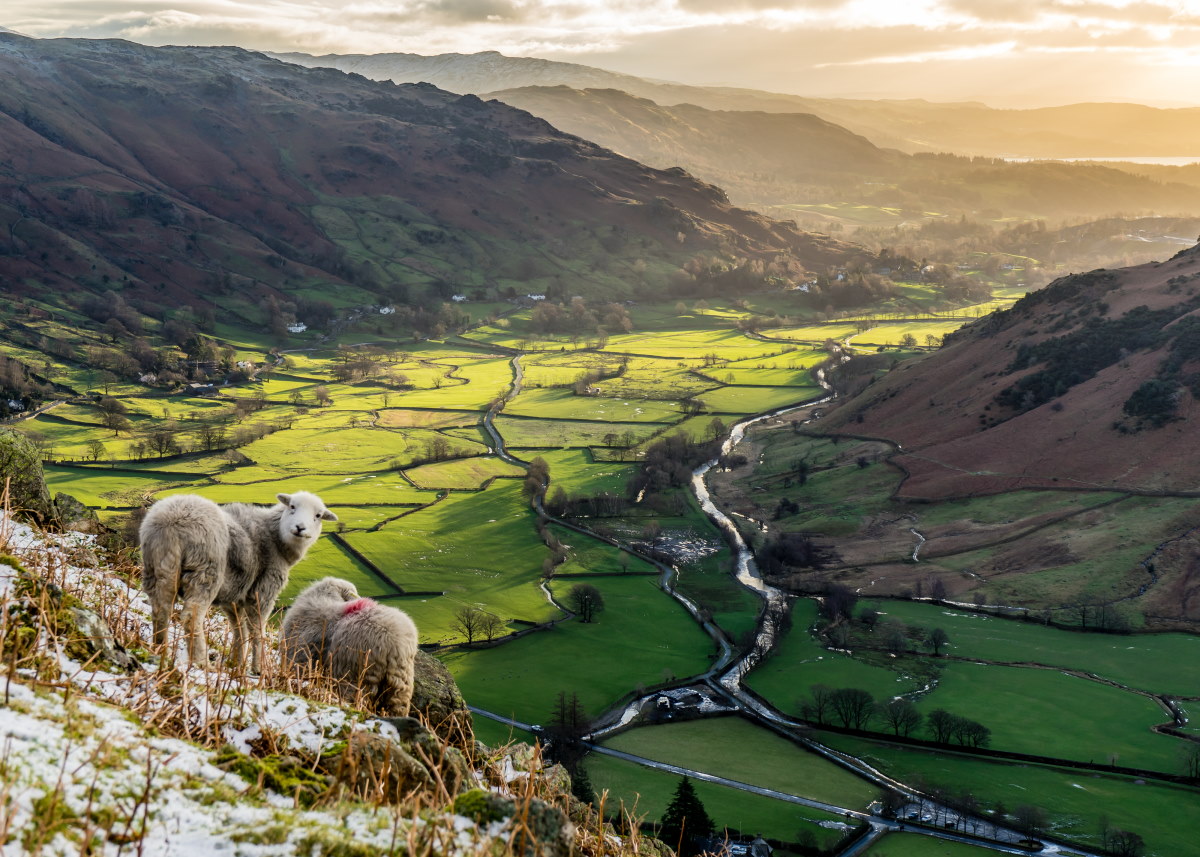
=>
[1004,156,1200,166]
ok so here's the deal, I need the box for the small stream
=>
[692,377,833,690]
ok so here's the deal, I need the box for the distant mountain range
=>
[479,86,1200,219]
[275,50,1200,160]
[0,34,854,321]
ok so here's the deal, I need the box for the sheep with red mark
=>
[281,577,419,716]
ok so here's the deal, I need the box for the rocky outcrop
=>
[0,429,53,522]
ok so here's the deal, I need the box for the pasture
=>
[585,754,850,847]
[505,388,682,422]
[746,601,924,712]
[492,416,666,449]
[342,481,555,641]
[862,834,1004,856]
[403,456,524,489]
[442,575,713,722]
[846,320,962,347]
[603,717,877,810]
[865,600,1200,697]
[912,662,1183,772]
[823,734,1200,857]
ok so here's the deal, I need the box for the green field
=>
[864,600,1200,696]
[823,734,1200,857]
[847,321,962,347]
[603,718,877,810]
[912,662,1183,772]
[586,753,850,847]
[403,456,525,489]
[747,601,923,711]
[698,384,822,415]
[442,575,713,722]
[505,388,683,422]
[493,417,666,449]
[343,481,555,641]
[862,833,1006,856]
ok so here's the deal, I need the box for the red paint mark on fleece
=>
[343,597,376,616]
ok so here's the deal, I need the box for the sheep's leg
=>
[182,598,213,668]
[146,560,179,656]
[222,606,246,669]
[150,594,171,652]
[246,602,267,675]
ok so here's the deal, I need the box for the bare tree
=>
[1181,743,1200,781]
[927,627,950,656]
[1012,804,1047,838]
[801,684,835,725]
[883,622,909,655]
[880,698,922,737]
[830,688,874,730]
[1107,830,1146,857]
[568,584,605,623]
[452,606,485,644]
[480,612,506,642]
[146,427,180,458]
[928,708,956,743]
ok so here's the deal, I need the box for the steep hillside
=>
[274,50,1200,158]
[824,244,1200,500]
[0,506,635,857]
[0,34,853,324]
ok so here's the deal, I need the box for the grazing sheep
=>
[139,491,337,670]
[282,577,419,716]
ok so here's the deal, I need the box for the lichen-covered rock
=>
[452,787,575,857]
[333,717,471,804]
[0,429,53,522]
[412,649,470,735]
[66,605,139,671]
[4,554,137,672]
[53,492,102,534]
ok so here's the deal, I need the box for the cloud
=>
[675,0,849,12]
[4,0,1200,104]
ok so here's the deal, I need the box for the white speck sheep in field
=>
[281,577,419,716]
[139,491,337,670]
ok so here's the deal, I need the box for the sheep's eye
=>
[290,505,295,511]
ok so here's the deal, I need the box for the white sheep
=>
[281,577,419,716]
[139,491,337,670]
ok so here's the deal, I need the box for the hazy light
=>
[4,0,1200,104]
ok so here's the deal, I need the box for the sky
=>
[5,0,1200,107]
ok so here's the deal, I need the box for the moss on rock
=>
[214,746,334,808]
[0,429,54,523]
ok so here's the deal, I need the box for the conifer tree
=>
[659,776,714,856]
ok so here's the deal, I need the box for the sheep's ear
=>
[277,493,292,506]
[321,509,338,522]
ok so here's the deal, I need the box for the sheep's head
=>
[276,491,337,548]
[306,577,359,603]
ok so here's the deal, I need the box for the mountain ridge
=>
[0,34,855,323]
[274,49,1200,159]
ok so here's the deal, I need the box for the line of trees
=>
[799,684,989,748]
